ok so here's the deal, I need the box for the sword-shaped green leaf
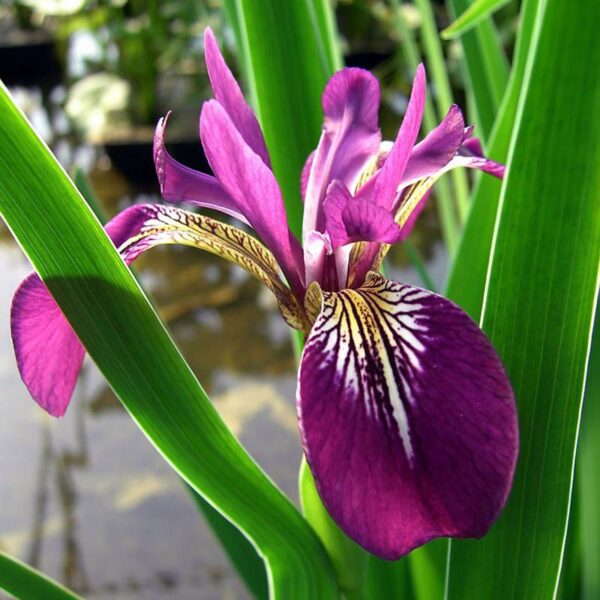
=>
[0,83,336,600]
[446,1,600,597]
[0,552,81,600]
[442,0,512,39]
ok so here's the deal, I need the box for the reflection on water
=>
[0,86,445,598]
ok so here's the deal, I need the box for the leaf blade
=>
[442,0,511,40]
[0,83,336,599]
[446,0,600,596]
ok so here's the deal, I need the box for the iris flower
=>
[11,28,518,559]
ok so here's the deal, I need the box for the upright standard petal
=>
[200,100,304,295]
[204,27,270,165]
[153,114,249,224]
[299,273,518,559]
[303,68,381,235]
[400,104,465,187]
[371,65,426,210]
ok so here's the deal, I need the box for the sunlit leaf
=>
[446,1,600,598]
[0,551,81,600]
[0,83,337,599]
[442,0,511,39]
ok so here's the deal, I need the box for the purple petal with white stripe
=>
[299,273,518,558]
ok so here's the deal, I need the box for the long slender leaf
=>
[390,0,459,253]
[446,0,600,597]
[188,487,269,599]
[445,0,539,318]
[299,460,368,596]
[0,84,336,599]
[0,552,81,600]
[75,166,269,600]
[445,0,509,144]
[442,0,511,39]
[413,0,471,223]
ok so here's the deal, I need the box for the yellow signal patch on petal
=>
[119,205,310,332]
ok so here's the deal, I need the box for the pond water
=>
[0,85,447,598]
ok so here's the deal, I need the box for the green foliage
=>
[446,1,600,598]
[0,551,81,600]
[442,0,511,39]
[0,83,336,599]
[446,0,509,144]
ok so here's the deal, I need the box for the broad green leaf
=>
[0,551,82,600]
[223,0,334,237]
[445,0,509,144]
[446,0,600,598]
[73,168,268,598]
[442,0,511,39]
[445,0,539,319]
[0,84,336,599]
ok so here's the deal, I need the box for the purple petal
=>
[303,68,381,235]
[299,273,518,559]
[11,274,85,417]
[371,65,426,209]
[10,204,164,417]
[400,104,465,187]
[153,114,249,224]
[200,100,304,295]
[303,230,332,286]
[204,27,270,165]
[323,181,401,248]
[301,150,315,200]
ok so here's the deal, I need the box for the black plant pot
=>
[104,135,209,188]
[0,29,61,87]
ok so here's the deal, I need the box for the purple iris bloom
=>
[11,28,518,560]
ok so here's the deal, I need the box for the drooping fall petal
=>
[119,205,308,332]
[153,113,249,224]
[303,68,381,235]
[10,205,153,417]
[200,100,304,295]
[11,204,308,417]
[299,272,518,559]
[11,275,85,418]
[204,27,270,165]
